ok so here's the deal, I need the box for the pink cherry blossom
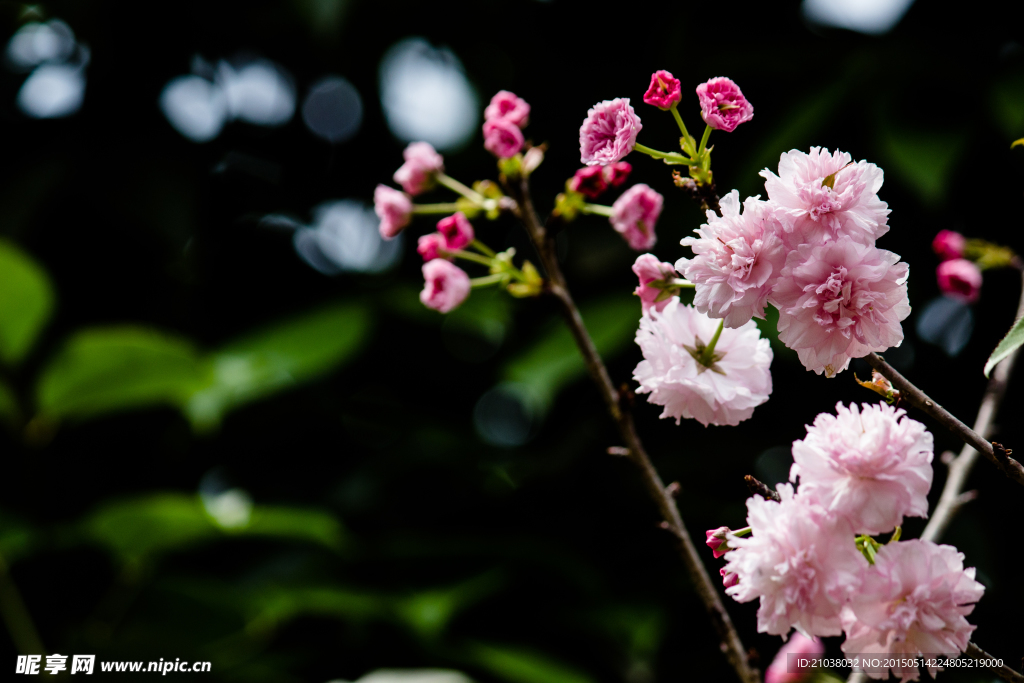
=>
[417,233,447,262]
[937,258,982,304]
[580,98,642,166]
[437,212,474,251]
[706,526,731,558]
[841,540,985,682]
[569,166,608,199]
[765,633,825,683]
[633,253,678,313]
[677,190,786,328]
[633,299,773,427]
[761,148,890,247]
[696,77,754,132]
[420,259,471,313]
[484,90,530,128]
[374,184,413,239]
[724,483,863,637]
[611,184,663,250]
[932,229,966,261]
[643,70,682,110]
[603,161,632,186]
[791,402,933,535]
[483,118,525,158]
[393,142,444,196]
[769,237,911,378]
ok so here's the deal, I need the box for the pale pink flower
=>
[769,237,911,377]
[791,402,933,535]
[374,184,413,239]
[420,259,470,313]
[569,166,608,199]
[761,148,889,247]
[417,233,446,262]
[633,299,773,427]
[696,77,754,132]
[932,230,966,261]
[393,142,444,196]
[724,484,863,637]
[483,118,525,158]
[841,540,985,682]
[580,98,642,166]
[603,161,632,186]
[484,90,530,128]
[643,70,682,110]
[765,633,825,683]
[633,253,678,314]
[677,190,786,328]
[611,184,663,250]
[937,258,982,304]
[705,526,731,558]
[437,212,474,251]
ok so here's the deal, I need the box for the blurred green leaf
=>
[246,505,346,551]
[0,239,55,365]
[876,126,968,206]
[0,379,20,426]
[984,313,1024,377]
[0,513,36,563]
[466,642,595,683]
[755,305,797,362]
[395,572,504,640]
[991,72,1024,137]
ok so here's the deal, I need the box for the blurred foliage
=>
[0,239,53,365]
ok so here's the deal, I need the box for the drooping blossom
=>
[437,212,474,251]
[603,161,632,186]
[705,526,732,558]
[932,229,966,261]
[611,184,663,250]
[761,148,889,247]
[484,90,530,128]
[483,118,525,158]
[393,142,444,195]
[374,185,413,239]
[790,402,933,535]
[841,540,985,682]
[643,70,682,110]
[765,633,825,683]
[677,190,786,328]
[937,258,982,304]
[696,77,754,132]
[580,98,642,166]
[569,166,608,199]
[633,299,773,427]
[724,484,863,637]
[420,259,471,313]
[417,233,447,262]
[633,253,678,313]
[769,237,910,377]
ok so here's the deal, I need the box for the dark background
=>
[0,0,1022,681]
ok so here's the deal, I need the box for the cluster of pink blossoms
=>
[483,90,530,159]
[712,403,983,682]
[932,229,982,304]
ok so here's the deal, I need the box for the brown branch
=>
[744,475,780,502]
[966,642,1024,683]
[507,174,759,683]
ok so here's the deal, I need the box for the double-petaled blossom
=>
[769,237,910,378]
[569,166,608,199]
[633,299,773,426]
[791,402,933,535]
[696,77,754,132]
[484,90,530,128]
[611,184,663,250]
[580,98,642,166]
[841,540,985,682]
[603,161,632,186]
[761,148,890,247]
[643,70,682,110]
[724,484,863,637]
[932,229,966,261]
[374,185,413,239]
[420,259,470,313]
[937,258,982,304]
[632,253,678,313]
[677,190,786,328]
[393,142,444,195]
[483,118,525,158]
[437,212,474,251]
[765,633,825,683]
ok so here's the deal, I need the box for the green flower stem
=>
[470,273,507,288]
[471,240,497,257]
[443,249,494,267]
[669,104,690,139]
[699,319,725,367]
[633,143,694,165]
[670,278,695,288]
[698,125,713,156]
[436,173,487,205]
[0,552,46,655]
[411,203,462,215]
[581,203,614,217]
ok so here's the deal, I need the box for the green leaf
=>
[466,642,596,683]
[0,379,20,426]
[0,239,55,364]
[984,313,1024,377]
[876,126,968,206]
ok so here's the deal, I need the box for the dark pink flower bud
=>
[633,254,678,314]
[932,229,966,261]
[393,142,444,196]
[420,259,470,313]
[484,90,530,128]
[610,184,662,250]
[765,633,824,683]
[937,258,982,304]
[483,118,525,159]
[568,166,608,199]
[437,212,474,251]
[643,70,682,110]
[374,185,413,239]
[602,161,632,187]
[417,233,447,262]
[705,526,731,558]
[696,77,753,132]
[720,567,738,589]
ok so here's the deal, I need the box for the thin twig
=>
[508,174,759,683]
[966,642,1024,683]
[744,475,780,502]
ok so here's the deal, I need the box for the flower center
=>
[802,184,842,222]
